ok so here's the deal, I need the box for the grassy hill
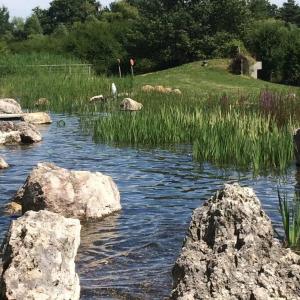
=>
[135,59,299,95]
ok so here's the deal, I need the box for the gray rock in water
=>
[0,98,22,114]
[0,121,42,144]
[0,156,9,169]
[0,210,81,300]
[22,112,52,125]
[171,183,300,300]
[14,162,121,219]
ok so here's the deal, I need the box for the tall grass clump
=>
[278,189,300,250]
[88,104,294,174]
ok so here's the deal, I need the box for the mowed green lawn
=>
[135,59,299,95]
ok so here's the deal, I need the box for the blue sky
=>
[0,0,298,18]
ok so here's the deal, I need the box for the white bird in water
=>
[112,82,117,99]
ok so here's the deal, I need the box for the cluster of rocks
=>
[1,162,121,300]
[0,98,52,170]
[142,84,182,95]
[171,183,300,299]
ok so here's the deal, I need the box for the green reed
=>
[278,190,300,250]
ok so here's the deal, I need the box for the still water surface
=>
[0,114,297,299]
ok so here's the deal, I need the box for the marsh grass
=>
[278,190,300,250]
[1,53,299,174]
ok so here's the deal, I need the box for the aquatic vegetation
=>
[278,190,300,250]
[87,105,294,174]
[1,54,299,174]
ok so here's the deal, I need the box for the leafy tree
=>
[65,18,124,73]
[47,0,100,32]
[247,0,278,19]
[245,19,289,81]
[24,15,43,37]
[0,6,11,36]
[280,0,300,26]
[10,17,26,40]
[282,25,300,86]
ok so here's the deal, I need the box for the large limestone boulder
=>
[0,210,81,300]
[0,99,22,114]
[171,183,300,300]
[120,98,143,111]
[0,156,9,169]
[0,121,42,144]
[22,112,52,125]
[14,162,121,219]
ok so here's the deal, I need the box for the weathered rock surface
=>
[0,121,42,144]
[14,162,121,219]
[141,85,155,92]
[171,183,300,300]
[0,210,81,300]
[4,202,22,215]
[294,128,300,166]
[0,99,22,114]
[0,131,21,145]
[0,156,9,169]
[22,112,52,125]
[34,98,49,107]
[120,98,143,111]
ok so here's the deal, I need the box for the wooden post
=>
[117,59,122,78]
[130,59,135,77]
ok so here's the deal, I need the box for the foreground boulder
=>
[0,210,81,300]
[0,156,9,169]
[171,183,300,300]
[0,99,22,114]
[22,112,52,125]
[13,162,121,219]
[0,121,42,144]
[120,98,143,111]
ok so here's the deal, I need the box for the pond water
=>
[0,114,297,299]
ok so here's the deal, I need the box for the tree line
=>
[0,0,300,85]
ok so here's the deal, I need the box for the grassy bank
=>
[0,54,299,174]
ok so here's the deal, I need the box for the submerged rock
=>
[0,156,9,169]
[14,162,121,219]
[22,112,52,125]
[0,210,81,300]
[120,98,143,111]
[0,99,22,114]
[0,121,42,144]
[171,183,300,300]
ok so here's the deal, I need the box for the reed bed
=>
[1,53,299,174]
